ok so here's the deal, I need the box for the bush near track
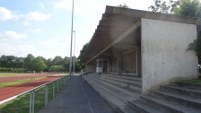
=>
[0,67,27,73]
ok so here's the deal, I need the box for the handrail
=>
[0,76,68,113]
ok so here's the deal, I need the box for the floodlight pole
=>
[73,31,76,76]
[69,0,74,79]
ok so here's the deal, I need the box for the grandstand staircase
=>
[82,73,201,113]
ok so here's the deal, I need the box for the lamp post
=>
[69,0,74,79]
[73,30,76,76]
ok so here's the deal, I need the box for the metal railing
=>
[0,76,68,113]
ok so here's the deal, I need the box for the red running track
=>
[0,73,51,83]
[0,76,61,101]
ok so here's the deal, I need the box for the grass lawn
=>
[0,73,33,77]
[0,76,47,88]
[0,80,63,113]
[171,78,201,84]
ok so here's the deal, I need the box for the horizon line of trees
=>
[0,54,84,73]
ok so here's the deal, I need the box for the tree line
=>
[0,54,84,73]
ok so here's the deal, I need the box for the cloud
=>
[0,31,28,40]
[41,38,68,47]
[33,28,42,33]
[18,45,36,53]
[54,0,105,16]
[76,0,105,16]
[0,7,19,21]
[24,11,51,21]
[0,43,37,57]
[54,0,71,9]
[53,0,153,16]
[22,21,31,26]
[39,2,45,9]
[29,28,42,33]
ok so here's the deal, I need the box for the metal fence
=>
[0,76,68,113]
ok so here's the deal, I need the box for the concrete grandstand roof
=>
[82,5,201,64]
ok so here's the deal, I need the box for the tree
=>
[0,55,10,68]
[24,54,35,70]
[78,43,89,60]
[78,42,89,70]
[75,58,84,72]
[0,55,24,68]
[118,3,129,8]
[149,0,180,13]
[52,56,63,65]
[37,56,48,71]
[149,0,201,16]
[31,57,47,72]
[0,55,26,72]
[14,57,25,68]
[188,33,201,66]
[6,55,16,68]
[62,56,70,71]
[78,43,90,71]
[174,0,201,17]
[49,65,64,72]
[46,58,53,71]
[0,54,83,73]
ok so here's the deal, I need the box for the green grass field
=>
[171,78,201,84]
[0,73,32,77]
[0,72,69,77]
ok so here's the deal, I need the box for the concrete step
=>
[84,74,201,113]
[93,76,141,97]
[93,77,138,102]
[161,85,201,99]
[128,100,165,113]
[140,94,201,113]
[95,76,141,94]
[152,90,201,110]
[172,83,201,91]
[96,75,142,92]
[99,75,142,88]
[102,74,141,82]
[82,75,137,113]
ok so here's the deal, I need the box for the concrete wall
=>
[85,64,94,73]
[141,18,198,94]
[107,60,111,73]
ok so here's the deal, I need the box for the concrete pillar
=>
[93,61,96,73]
[107,60,111,73]
[117,55,123,75]
[137,46,141,77]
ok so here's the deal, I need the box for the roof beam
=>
[105,6,201,25]
[86,20,141,64]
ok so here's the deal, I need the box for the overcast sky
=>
[0,0,154,59]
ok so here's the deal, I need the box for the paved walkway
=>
[39,75,116,113]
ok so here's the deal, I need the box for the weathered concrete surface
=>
[141,18,198,94]
[85,64,94,73]
[39,75,116,113]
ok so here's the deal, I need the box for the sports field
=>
[0,73,66,113]
[0,73,63,101]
